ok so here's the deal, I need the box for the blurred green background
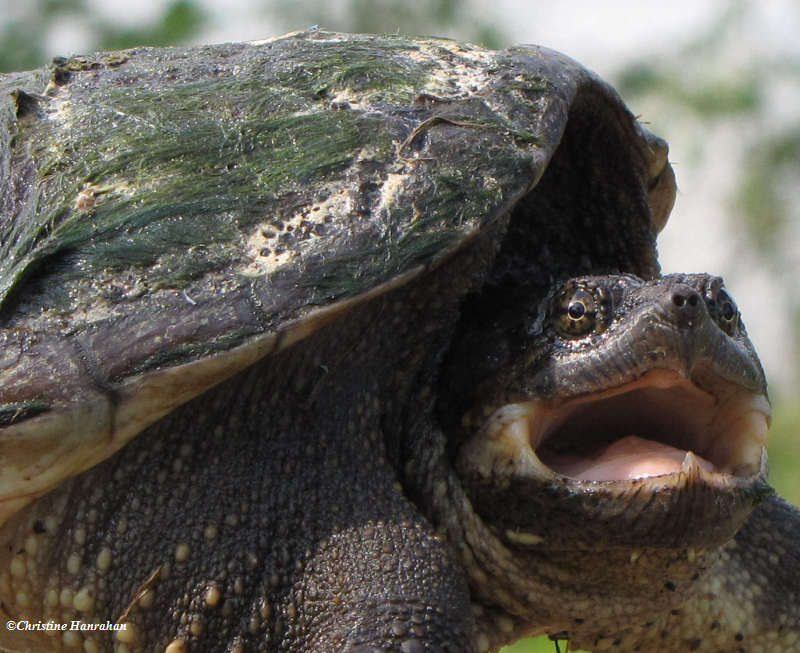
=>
[1,1,798,651]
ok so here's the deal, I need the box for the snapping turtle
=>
[0,29,796,653]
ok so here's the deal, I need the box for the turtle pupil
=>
[568,302,586,320]
[722,302,735,321]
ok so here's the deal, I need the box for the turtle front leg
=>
[298,514,477,652]
[0,361,478,653]
[568,495,800,652]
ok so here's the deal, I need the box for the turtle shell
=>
[0,30,675,523]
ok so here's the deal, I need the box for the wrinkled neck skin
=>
[409,272,779,650]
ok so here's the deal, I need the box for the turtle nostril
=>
[668,287,703,323]
[671,289,700,307]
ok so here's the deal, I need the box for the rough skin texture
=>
[0,233,493,652]
[0,32,797,653]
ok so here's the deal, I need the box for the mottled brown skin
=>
[0,228,500,653]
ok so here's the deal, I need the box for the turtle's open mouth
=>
[466,368,770,485]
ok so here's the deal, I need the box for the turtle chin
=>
[455,368,773,551]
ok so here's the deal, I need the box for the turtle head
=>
[446,272,771,551]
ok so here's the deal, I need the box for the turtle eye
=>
[553,286,602,337]
[711,288,739,335]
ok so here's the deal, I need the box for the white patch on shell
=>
[240,184,352,276]
[373,172,408,218]
[328,89,365,111]
[416,39,497,98]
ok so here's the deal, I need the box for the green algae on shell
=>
[0,30,674,524]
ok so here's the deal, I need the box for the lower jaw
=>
[458,453,772,551]
[538,434,717,481]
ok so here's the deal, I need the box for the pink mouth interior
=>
[539,435,716,481]
[531,374,729,482]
